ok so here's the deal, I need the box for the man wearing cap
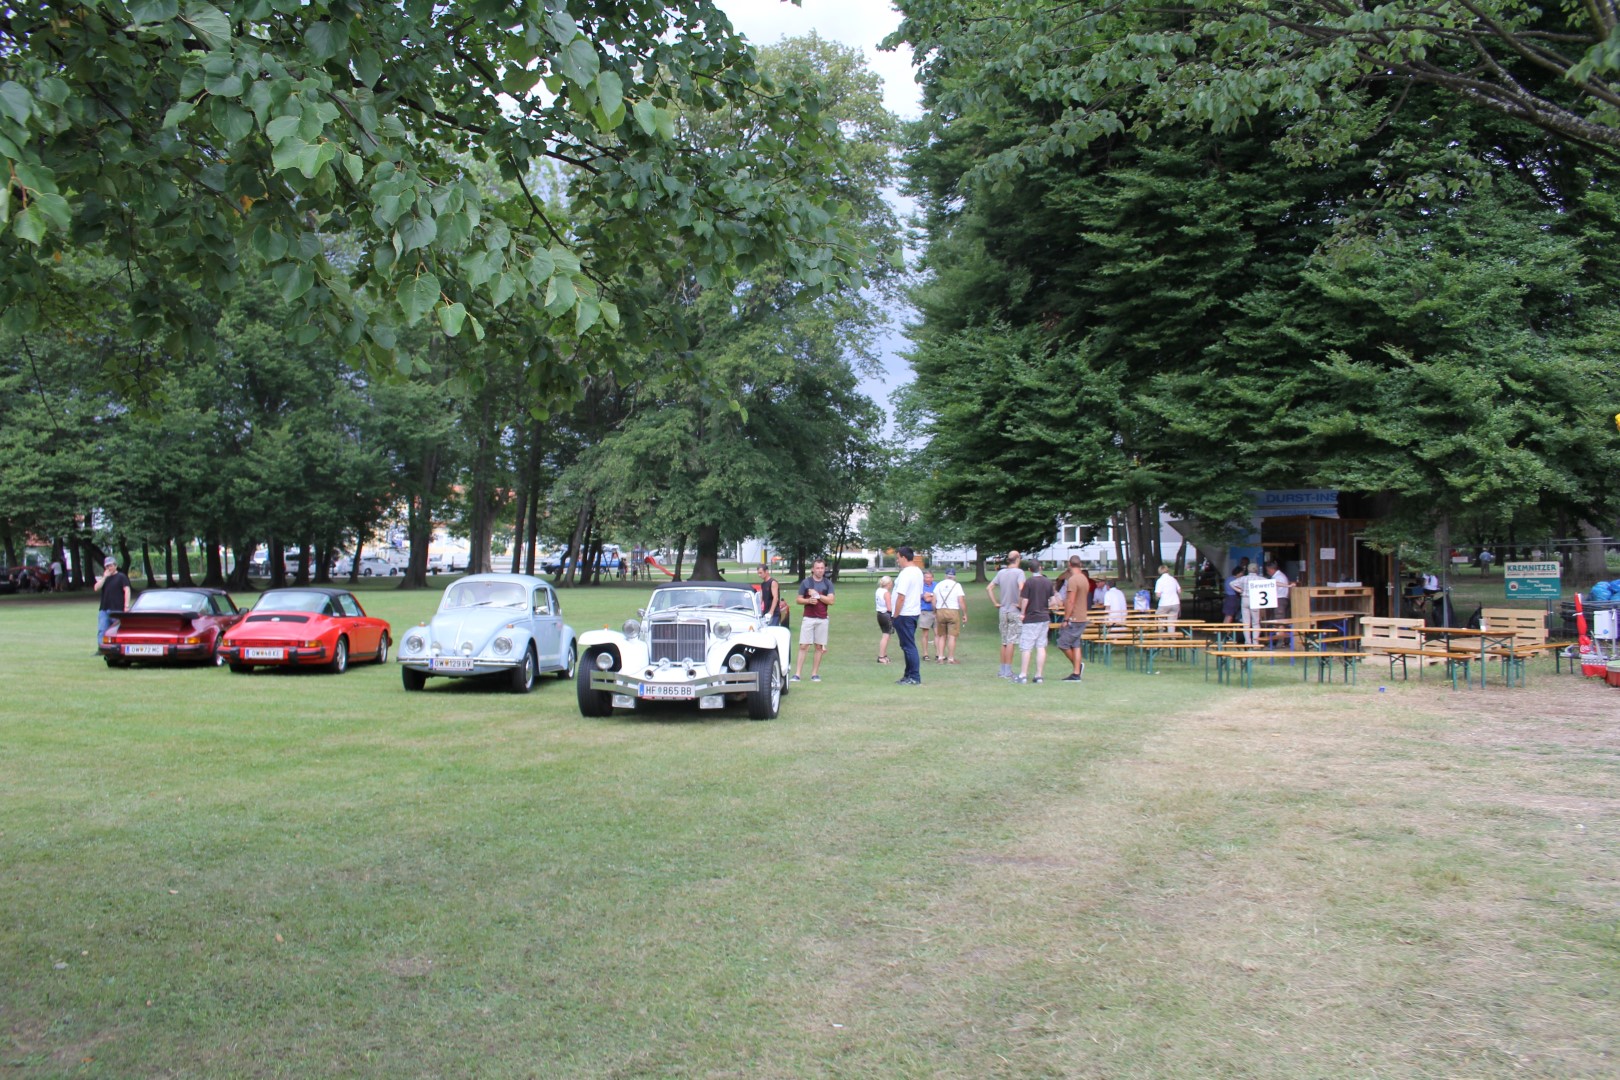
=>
[931,567,967,663]
[93,555,131,654]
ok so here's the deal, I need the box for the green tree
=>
[893,0,1620,172]
[0,1,884,383]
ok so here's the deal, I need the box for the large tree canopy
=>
[0,1,877,380]
[893,0,1620,178]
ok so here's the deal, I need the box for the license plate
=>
[244,648,285,660]
[123,644,165,656]
[640,683,694,699]
[431,658,474,672]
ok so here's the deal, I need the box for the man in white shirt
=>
[1153,563,1182,632]
[931,568,967,663]
[1102,581,1128,625]
[890,546,925,685]
[1266,559,1292,648]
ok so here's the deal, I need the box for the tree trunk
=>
[1173,538,1188,577]
[1,525,15,568]
[672,532,688,582]
[509,481,528,574]
[226,539,254,592]
[203,530,225,588]
[525,485,542,576]
[163,539,174,586]
[559,498,592,587]
[692,523,722,580]
[1572,519,1608,584]
[973,549,988,583]
[1111,514,1127,581]
[175,536,195,587]
[269,538,287,587]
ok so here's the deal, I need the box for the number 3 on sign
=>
[1247,581,1277,610]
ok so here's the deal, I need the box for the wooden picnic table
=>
[1416,626,1534,689]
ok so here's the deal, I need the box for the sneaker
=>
[1032,677,1043,684]
[896,677,920,685]
[1063,673,1083,682]
[810,675,821,682]
[1013,675,1028,684]
[790,675,801,682]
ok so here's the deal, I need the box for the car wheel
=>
[103,655,125,669]
[745,653,781,720]
[402,666,427,692]
[362,567,372,577]
[375,633,390,664]
[509,646,537,693]
[229,663,252,674]
[576,652,613,717]
[210,640,225,666]
[328,636,349,674]
[556,644,576,680]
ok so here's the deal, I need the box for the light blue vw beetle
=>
[398,573,577,693]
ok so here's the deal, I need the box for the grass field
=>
[3,579,1617,1078]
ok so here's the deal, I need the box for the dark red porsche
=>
[99,588,245,667]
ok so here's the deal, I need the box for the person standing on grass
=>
[792,559,835,682]
[1154,563,1182,632]
[874,575,894,664]
[1015,558,1055,683]
[1233,562,1268,646]
[756,564,783,627]
[1266,559,1292,648]
[931,568,967,663]
[93,555,130,653]
[918,569,938,662]
[1056,557,1091,681]
[987,550,1026,680]
[890,546,924,685]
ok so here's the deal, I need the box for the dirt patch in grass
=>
[800,682,1620,1078]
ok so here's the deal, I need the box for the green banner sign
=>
[1504,561,1561,600]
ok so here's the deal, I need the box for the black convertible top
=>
[651,579,748,591]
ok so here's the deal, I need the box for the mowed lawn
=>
[3,580,1617,1078]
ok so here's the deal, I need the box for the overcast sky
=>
[715,0,920,417]
[714,0,921,119]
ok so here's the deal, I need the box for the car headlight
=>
[404,634,424,653]
[713,621,731,640]
[595,650,615,670]
[622,618,641,638]
[727,652,747,672]
[493,636,513,655]
[460,641,474,656]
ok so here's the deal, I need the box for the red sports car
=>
[100,587,245,667]
[218,587,391,674]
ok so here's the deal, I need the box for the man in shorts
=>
[987,550,1026,680]
[1015,559,1055,683]
[1056,556,1091,681]
[792,558,835,682]
[931,568,966,662]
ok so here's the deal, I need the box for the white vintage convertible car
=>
[577,580,791,719]
[398,573,577,693]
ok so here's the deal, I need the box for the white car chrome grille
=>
[649,620,707,664]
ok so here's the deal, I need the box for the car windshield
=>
[254,590,336,614]
[130,591,208,613]
[441,580,527,610]
[647,588,759,615]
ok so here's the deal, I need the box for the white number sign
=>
[1246,580,1278,610]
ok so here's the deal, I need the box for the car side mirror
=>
[637,608,646,618]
